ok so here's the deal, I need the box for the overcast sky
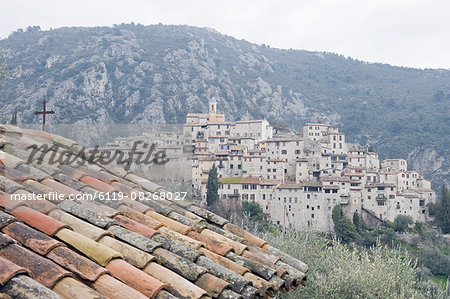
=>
[2,0,449,69]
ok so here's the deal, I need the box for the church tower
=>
[209,98,217,122]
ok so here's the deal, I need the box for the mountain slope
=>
[0,24,449,188]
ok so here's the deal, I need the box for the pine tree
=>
[206,164,219,206]
[10,109,17,125]
[353,211,360,232]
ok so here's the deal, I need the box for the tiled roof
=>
[0,125,307,298]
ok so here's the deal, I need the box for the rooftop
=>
[0,125,307,298]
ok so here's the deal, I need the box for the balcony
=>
[376,194,387,201]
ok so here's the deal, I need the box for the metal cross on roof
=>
[34,99,55,131]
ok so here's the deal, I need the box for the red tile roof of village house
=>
[0,125,307,298]
[260,180,282,186]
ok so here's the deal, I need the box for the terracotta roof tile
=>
[58,200,117,229]
[196,256,251,294]
[187,205,229,226]
[21,198,60,215]
[153,247,206,281]
[79,176,117,193]
[55,228,121,266]
[200,229,247,255]
[199,248,248,275]
[41,178,82,198]
[157,226,202,249]
[120,196,153,213]
[52,172,86,190]
[78,166,119,183]
[1,222,63,255]
[0,244,71,287]
[107,225,161,253]
[11,206,69,236]
[144,262,207,299]
[243,272,276,297]
[205,224,245,243]
[49,134,77,148]
[225,251,276,281]
[0,211,17,230]
[151,233,202,262]
[0,176,22,194]
[187,230,233,256]
[48,210,110,241]
[46,246,107,281]
[139,199,172,216]
[113,215,158,238]
[98,236,154,269]
[0,165,29,183]
[0,256,29,285]
[0,234,15,249]
[223,223,268,248]
[116,205,163,230]
[242,247,280,267]
[105,258,166,299]
[58,165,88,181]
[15,164,51,181]
[22,128,53,139]
[145,211,194,235]
[0,152,25,169]
[125,174,161,193]
[52,277,107,299]
[91,274,148,299]
[195,273,231,298]
[0,192,6,210]
[1,275,62,299]
[77,200,120,217]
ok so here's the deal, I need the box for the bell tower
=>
[209,98,217,122]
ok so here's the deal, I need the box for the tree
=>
[353,211,360,232]
[10,109,17,125]
[394,215,413,233]
[242,201,263,221]
[332,205,343,223]
[332,205,359,243]
[206,164,219,206]
[434,185,450,234]
[381,228,398,246]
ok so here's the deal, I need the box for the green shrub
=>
[394,215,414,233]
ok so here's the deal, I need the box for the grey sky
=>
[2,0,449,69]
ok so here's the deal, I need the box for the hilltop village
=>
[103,100,436,233]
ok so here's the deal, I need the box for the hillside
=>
[0,24,448,188]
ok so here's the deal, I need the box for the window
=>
[281,150,287,155]
[307,194,311,199]
[311,214,315,218]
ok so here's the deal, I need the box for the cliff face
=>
[0,24,448,188]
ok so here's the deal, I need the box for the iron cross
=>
[34,99,55,131]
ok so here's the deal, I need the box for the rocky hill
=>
[0,24,448,188]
